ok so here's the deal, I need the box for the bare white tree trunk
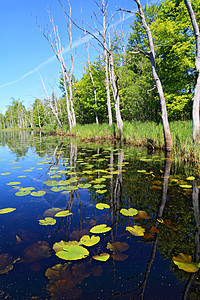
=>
[40,76,63,130]
[102,0,113,126]
[185,0,200,143]
[134,0,172,152]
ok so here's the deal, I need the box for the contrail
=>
[0,13,133,89]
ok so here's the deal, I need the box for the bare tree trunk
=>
[185,0,200,143]
[108,36,123,137]
[40,76,63,130]
[102,0,113,126]
[134,0,172,152]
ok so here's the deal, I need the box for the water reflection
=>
[0,130,200,299]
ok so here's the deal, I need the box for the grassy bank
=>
[68,120,200,166]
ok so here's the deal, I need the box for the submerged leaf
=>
[55,210,73,217]
[126,225,145,236]
[96,203,110,210]
[93,253,110,262]
[120,208,138,217]
[90,224,112,234]
[79,235,100,247]
[0,208,16,214]
[107,242,129,253]
[39,217,56,226]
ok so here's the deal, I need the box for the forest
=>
[0,0,200,150]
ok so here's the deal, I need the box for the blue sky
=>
[0,0,155,114]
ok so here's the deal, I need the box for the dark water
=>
[0,130,199,300]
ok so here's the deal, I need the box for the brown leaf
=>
[134,210,150,220]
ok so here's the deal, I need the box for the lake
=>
[0,130,199,299]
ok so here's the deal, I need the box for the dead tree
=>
[184,0,200,143]
[133,0,172,151]
[59,0,124,136]
[36,3,76,131]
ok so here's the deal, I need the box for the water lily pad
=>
[96,189,107,194]
[56,245,89,261]
[65,186,78,191]
[50,175,61,179]
[51,186,66,192]
[179,184,192,189]
[31,191,46,197]
[44,180,58,187]
[93,253,110,261]
[126,225,145,236]
[78,183,92,189]
[90,224,112,234]
[96,203,110,210]
[172,253,200,273]
[39,217,56,226]
[0,172,11,175]
[79,235,100,247]
[93,184,106,189]
[137,170,146,173]
[186,176,195,181]
[120,208,138,217]
[0,208,16,214]
[18,175,26,178]
[7,182,21,185]
[20,187,35,191]
[15,190,31,196]
[55,210,73,217]
[53,240,79,253]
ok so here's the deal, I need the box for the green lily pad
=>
[172,253,200,273]
[179,184,192,189]
[7,182,21,186]
[65,186,78,191]
[78,183,92,189]
[50,175,61,179]
[20,187,35,191]
[90,224,112,234]
[18,175,26,178]
[0,173,11,175]
[39,217,56,226]
[120,208,138,217]
[79,235,100,247]
[56,244,89,261]
[137,170,146,173]
[55,210,73,217]
[96,203,110,210]
[53,240,79,253]
[51,186,66,192]
[93,184,106,189]
[0,208,16,214]
[44,180,58,187]
[96,189,107,194]
[15,190,31,196]
[186,176,195,181]
[31,191,46,197]
[126,225,145,236]
[92,253,110,261]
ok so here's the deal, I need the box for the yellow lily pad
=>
[38,217,56,226]
[0,208,16,214]
[79,235,100,247]
[126,225,145,236]
[92,253,110,261]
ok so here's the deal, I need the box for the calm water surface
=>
[0,130,199,300]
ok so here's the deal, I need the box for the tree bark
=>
[134,0,172,152]
[185,0,200,142]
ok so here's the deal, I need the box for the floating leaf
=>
[0,253,19,274]
[31,191,46,197]
[93,184,106,189]
[55,210,73,217]
[50,175,61,179]
[65,186,78,191]
[78,183,92,189]
[51,186,66,192]
[17,175,26,178]
[53,240,79,253]
[112,253,128,261]
[172,253,200,273]
[44,207,61,217]
[120,208,138,217]
[56,245,89,261]
[93,253,110,262]
[96,189,107,194]
[186,176,195,181]
[96,203,110,210]
[137,170,146,173]
[0,208,16,214]
[179,184,192,189]
[7,182,21,186]
[39,217,56,226]
[15,190,30,196]
[20,187,35,191]
[90,224,112,234]
[0,172,11,175]
[126,225,145,236]
[44,180,58,187]
[79,235,100,247]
